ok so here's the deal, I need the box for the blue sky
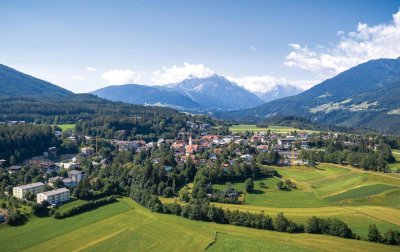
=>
[0,0,399,93]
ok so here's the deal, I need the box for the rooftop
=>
[38,188,70,196]
[15,182,44,190]
[68,170,84,175]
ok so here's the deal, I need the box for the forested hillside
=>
[0,64,73,98]
[0,124,58,165]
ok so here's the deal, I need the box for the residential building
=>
[37,188,70,205]
[7,165,23,174]
[278,137,297,148]
[240,154,253,162]
[81,147,95,156]
[43,147,58,158]
[56,162,77,170]
[62,178,77,189]
[48,176,64,187]
[13,182,45,199]
[68,170,86,182]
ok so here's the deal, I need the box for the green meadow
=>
[390,149,400,171]
[58,123,76,132]
[229,124,319,134]
[203,163,400,237]
[0,197,398,252]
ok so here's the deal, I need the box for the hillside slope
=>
[0,64,73,98]
[91,84,201,109]
[217,58,400,133]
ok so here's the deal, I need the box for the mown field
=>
[390,149,400,171]
[0,197,398,252]
[58,123,76,132]
[229,124,319,134]
[185,163,400,237]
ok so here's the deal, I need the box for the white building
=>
[62,178,77,189]
[81,147,95,156]
[48,176,64,187]
[37,188,70,205]
[13,182,45,199]
[56,162,77,170]
[68,170,86,182]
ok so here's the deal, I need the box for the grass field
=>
[229,124,319,134]
[0,197,398,252]
[390,149,400,171]
[179,163,400,237]
[58,124,76,132]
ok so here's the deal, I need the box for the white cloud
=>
[290,79,322,90]
[227,75,287,93]
[285,10,400,78]
[228,75,322,93]
[249,45,256,52]
[86,67,97,72]
[101,69,141,84]
[151,62,214,84]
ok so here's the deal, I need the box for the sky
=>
[0,0,399,93]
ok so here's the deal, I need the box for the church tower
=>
[188,132,192,146]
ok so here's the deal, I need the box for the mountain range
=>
[1,58,400,133]
[92,75,265,110]
[257,84,304,102]
[216,58,400,134]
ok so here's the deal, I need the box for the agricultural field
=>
[390,149,400,172]
[0,197,397,252]
[58,123,76,132]
[200,163,400,237]
[229,124,319,134]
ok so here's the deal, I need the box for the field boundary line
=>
[204,231,219,251]
[73,228,129,252]
[329,163,400,182]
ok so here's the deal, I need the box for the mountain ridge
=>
[0,64,73,98]
[92,75,265,110]
[215,58,400,133]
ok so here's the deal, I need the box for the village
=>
[0,121,322,216]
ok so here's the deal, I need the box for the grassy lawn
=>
[207,232,312,252]
[389,149,400,171]
[214,176,329,208]
[0,197,397,252]
[325,184,398,203]
[0,198,131,252]
[229,124,319,134]
[58,124,76,132]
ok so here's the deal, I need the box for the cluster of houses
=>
[12,182,70,206]
[106,127,314,169]
[12,168,86,206]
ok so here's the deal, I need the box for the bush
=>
[53,196,117,219]
[305,216,354,239]
[277,181,285,190]
[245,178,254,193]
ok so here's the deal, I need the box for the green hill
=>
[0,64,73,98]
